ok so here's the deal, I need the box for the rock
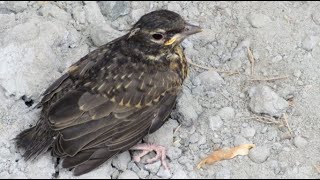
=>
[39,4,71,22]
[131,8,145,22]
[172,169,188,179]
[272,55,283,63]
[247,13,271,28]
[193,70,225,90]
[293,70,302,78]
[118,170,139,179]
[144,119,177,148]
[2,20,40,45]
[167,147,182,160]
[216,168,231,179]
[0,1,28,13]
[233,135,250,146]
[175,89,202,126]
[157,167,172,178]
[293,136,307,148]
[189,133,199,144]
[137,168,149,179]
[144,160,161,174]
[231,38,251,60]
[72,6,86,24]
[312,11,320,25]
[90,24,124,46]
[248,85,289,117]
[84,1,106,26]
[218,107,235,121]
[209,115,223,131]
[241,127,256,138]
[98,1,130,21]
[167,2,182,12]
[267,128,278,141]
[112,151,131,171]
[249,146,271,163]
[301,35,319,51]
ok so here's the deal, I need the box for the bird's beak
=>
[165,23,202,46]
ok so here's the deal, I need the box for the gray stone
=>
[39,4,71,22]
[90,24,124,46]
[144,119,177,148]
[312,11,320,25]
[247,13,271,28]
[241,127,256,138]
[248,85,289,117]
[118,170,139,179]
[172,169,188,179]
[167,2,182,12]
[112,151,131,171]
[84,1,106,26]
[218,107,235,121]
[72,6,86,24]
[137,168,149,179]
[249,146,271,163]
[216,168,231,179]
[157,167,172,178]
[193,70,225,90]
[175,89,202,126]
[131,8,145,22]
[0,1,28,13]
[189,133,199,144]
[144,160,161,174]
[293,70,302,78]
[167,147,182,160]
[293,136,308,148]
[301,35,319,51]
[209,115,223,131]
[98,1,130,21]
[267,129,278,141]
[231,38,251,60]
[233,135,250,146]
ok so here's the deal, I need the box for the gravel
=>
[293,136,308,148]
[248,85,289,117]
[118,170,139,179]
[249,146,271,163]
[1,1,320,179]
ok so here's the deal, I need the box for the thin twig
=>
[247,47,255,75]
[248,75,289,81]
[173,124,182,136]
[282,113,293,136]
[188,59,240,75]
[314,163,320,174]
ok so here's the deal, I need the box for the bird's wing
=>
[42,58,182,175]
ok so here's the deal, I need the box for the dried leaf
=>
[197,144,256,169]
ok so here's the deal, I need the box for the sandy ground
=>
[0,1,320,179]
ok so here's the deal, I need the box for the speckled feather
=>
[15,10,191,176]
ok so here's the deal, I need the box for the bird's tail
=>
[15,118,54,160]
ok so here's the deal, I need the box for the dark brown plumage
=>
[15,9,201,176]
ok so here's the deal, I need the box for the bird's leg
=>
[130,143,169,170]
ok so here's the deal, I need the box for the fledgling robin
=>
[15,9,202,176]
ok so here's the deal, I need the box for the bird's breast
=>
[168,46,189,80]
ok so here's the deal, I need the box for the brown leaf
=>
[197,144,256,169]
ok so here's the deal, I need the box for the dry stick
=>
[173,124,182,136]
[188,60,240,75]
[282,113,293,136]
[247,47,255,75]
[242,115,280,125]
[314,164,320,174]
[248,75,290,81]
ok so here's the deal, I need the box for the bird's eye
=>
[152,33,164,40]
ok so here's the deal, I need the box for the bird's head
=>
[127,10,202,48]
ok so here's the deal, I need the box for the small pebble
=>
[293,136,308,148]
[118,170,139,179]
[249,146,271,163]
